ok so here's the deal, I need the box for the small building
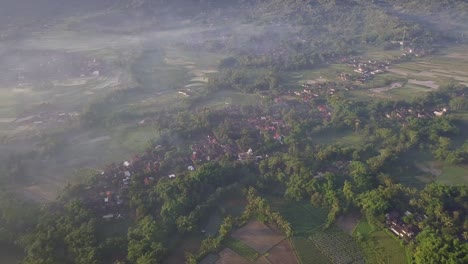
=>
[168,174,176,179]
[386,211,418,240]
[188,166,195,171]
[102,214,114,219]
[238,148,255,161]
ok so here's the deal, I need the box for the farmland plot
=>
[310,226,365,264]
[292,237,331,264]
[265,239,299,264]
[231,221,285,254]
[216,248,251,264]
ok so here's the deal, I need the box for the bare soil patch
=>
[265,239,298,264]
[335,211,361,235]
[231,221,285,254]
[216,248,251,264]
[254,256,270,264]
[445,52,468,60]
[415,162,442,176]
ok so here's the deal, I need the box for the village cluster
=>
[81,108,295,219]
[384,106,449,121]
[386,211,426,240]
[343,57,389,83]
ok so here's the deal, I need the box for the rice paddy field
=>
[292,237,331,264]
[0,11,231,201]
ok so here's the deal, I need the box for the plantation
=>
[310,226,365,264]
[292,237,331,264]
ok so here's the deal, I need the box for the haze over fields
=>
[0,1,467,264]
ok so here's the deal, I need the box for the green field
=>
[354,220,407,264]
[0,243,23,264]
[438,165,468,185]
[224,237,260,261]
[204,210,223,236]
[292,237,331,264]
[198,90,261,109]
[274,201,328,236]
[314,129,366,147]
[311,226,365,264]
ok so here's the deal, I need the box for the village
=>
[79,107,295,220]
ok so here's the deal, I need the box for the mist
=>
[1,1,468,264]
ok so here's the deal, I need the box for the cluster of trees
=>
[185,216,234,264]
[22,200,101,264]
[239,188,292,236]
[187,187,291,264]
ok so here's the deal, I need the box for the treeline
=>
[187,187,291,263]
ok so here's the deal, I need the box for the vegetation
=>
[354,220,408,264]
[311,226,365,264]
[0,0,467,264]
[223,238,259,262]
[292,237,331,264]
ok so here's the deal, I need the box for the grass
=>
[204,210,223,236]
[114,125,159,153]
[385,151,433,188]
[354,220,407,264]
[394,170,429,189]
[314,128,366,147]
[224,237,260,261]
[365,49,402,60]
[197,90,261,109]
[272,200,328,236]
[387,84,430,100]
[364,73,407,89]
[438,165,468,185]
[292,237,331,264]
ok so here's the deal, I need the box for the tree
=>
[127,216,167,264]
[413,230,468,264]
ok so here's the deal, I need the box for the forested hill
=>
[4,0,466,50]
